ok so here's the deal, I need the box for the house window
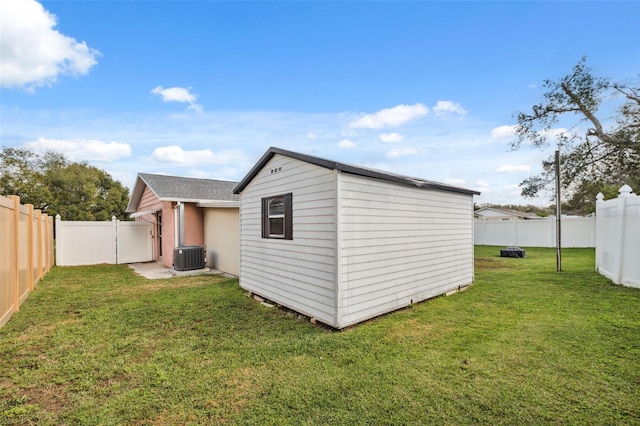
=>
[262,193,292,240]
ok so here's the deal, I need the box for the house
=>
[126,173,239,275]
[233,147,480,329]
[474,207,543,221]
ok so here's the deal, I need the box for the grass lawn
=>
[1,246,639,425]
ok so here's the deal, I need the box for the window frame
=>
[261,193,293,240]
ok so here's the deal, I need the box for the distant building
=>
[474,207,544,221]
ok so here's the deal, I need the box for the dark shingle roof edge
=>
[233,147,481,196]
[126,173,239,212]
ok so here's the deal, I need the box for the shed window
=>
[262,193,293,240]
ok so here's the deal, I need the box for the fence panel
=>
[620,196,640,287]
[55,219,117,266]
[562,217,597,248]
[55,217,153,266]
[596,200,622,283]
[31,210,41,288]
[116,221,153,264]
[0,195,54,328]
[18,204,30,304]
[474,217,595,248]
[596,186,640,288]
[0,196,17,327]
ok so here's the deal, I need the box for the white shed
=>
[233,147,480,329]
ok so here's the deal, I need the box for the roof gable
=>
[127,173,239,212]
[233,147,480,196]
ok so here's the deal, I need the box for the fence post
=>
[595,193,604,272]
[44,215,51,272]
[35,209,43,283]
[9,196,20,313]
[112,215,118,264]
[616,185,632,284]
[26,204,34,292]
[55,215,62,266]
[47,215,53,271]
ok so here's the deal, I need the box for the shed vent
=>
[174,246,206,271]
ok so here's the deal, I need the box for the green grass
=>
[1,247,639,425]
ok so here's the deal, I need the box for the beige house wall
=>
[204,208,239,276]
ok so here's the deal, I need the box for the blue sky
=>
[1,0,638,206]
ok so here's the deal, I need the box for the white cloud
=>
[0,0,100,91]
[491,125,518,138]
[491,125,569,141]
[385,147,420,158]
[349,104,428,129]
[379,132,404,143]
[25,137,131,162]
[338,139,356,148]
[151,86,203,112]
[496,164,531,173]
[475,180,490,191]
[432,100,467,117]
[151,86,195,103]
[541,128,568,139]
[151,145,241,166]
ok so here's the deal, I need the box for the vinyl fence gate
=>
[56,216,154,266]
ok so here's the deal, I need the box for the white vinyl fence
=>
[474,217,595,248]
[56,215,153,266]
[596,185,640,288]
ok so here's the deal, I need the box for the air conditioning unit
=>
[173,245,206,271]
[500,246,526,258]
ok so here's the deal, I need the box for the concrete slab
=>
[128,262,223,280]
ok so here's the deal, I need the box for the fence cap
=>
[596,192,604,201]
[619,184,633,198]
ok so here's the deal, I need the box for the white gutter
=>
[196,200,239,208]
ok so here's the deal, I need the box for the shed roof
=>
[233,147,480,196]
[126,173,239,212]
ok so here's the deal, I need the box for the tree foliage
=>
[0,147,130,221]
[512,57,640,214]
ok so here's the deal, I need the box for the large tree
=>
[0,147,130,221]
[512,57,640,214]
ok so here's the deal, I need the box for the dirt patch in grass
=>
[221,366,264,414]
[14,318,82,343]
[387,318,434,340]
[24,383,69,415]
[108,275,232,297]
[475,257,516,271]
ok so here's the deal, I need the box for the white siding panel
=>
[240,270,335,323]
[239,155,338,326]
[337,173,474,328]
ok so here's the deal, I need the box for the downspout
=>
[175,202,185,247]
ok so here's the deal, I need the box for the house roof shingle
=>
[126,173,239,213]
